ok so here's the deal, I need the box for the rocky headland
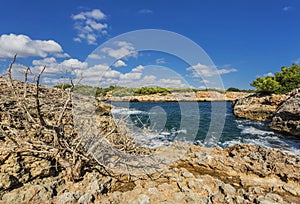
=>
[233,89,300,136]
[0,76,300,203]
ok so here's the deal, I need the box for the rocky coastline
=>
[0,77,300,203]
[232,89,300,136]
[100,91,250,102]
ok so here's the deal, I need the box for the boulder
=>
[270,88,300,136]
[233,93,286,121]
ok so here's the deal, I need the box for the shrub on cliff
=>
[251,64,300,94]
[250,76,281,94]
[275,64,300,93]
[133,87,171,96]
[226,87,240,92]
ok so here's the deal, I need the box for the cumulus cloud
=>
[187,63,237,77]
[0,34,68,58]
[113,60,127,67]
[101,41,137,59]
[120,72,142,80]
[132,65,144,72]
[87,53,103,60]
[72,9,108,45]
[32,57,88,76]
[117,65,143,82]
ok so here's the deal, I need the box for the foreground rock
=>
[271,88,300,136]
[233,93,287,121]
[1,144,300,203]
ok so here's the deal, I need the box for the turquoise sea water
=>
[110,101,300,156]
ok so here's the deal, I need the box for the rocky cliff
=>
[233,89,300,136]
[270,88,300,136]
[233,93,287,121]
[104,91,250,102]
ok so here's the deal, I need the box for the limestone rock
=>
[270,88,300,136]
[233,93,286,121]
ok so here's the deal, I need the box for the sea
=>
[109,101,300,156]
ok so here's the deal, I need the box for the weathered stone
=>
[270,88,300,136]
[0,173,19,190]
[233,93,286,121]
[57,190,84,204]
[78,193,94,204]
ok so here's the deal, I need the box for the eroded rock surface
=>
[1,143,300,203]
[271,88,300,136]
[233,93,286,121]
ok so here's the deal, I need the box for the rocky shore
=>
[233,89,300,136]
[101,91,250,102]
[1,143,300,203]
[1,77,300,203]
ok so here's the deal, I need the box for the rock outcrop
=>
[233,93,287,121]
[233,88,300,136]
[271,88,300,136]
[105,91,250,102]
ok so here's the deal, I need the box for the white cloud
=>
[283,6,292,11]
[72,9,108,45]
[72,9,106,21]
[101,41,137,59]
[132,65,144,72]
[263,72,275,77]
[120,72,142,80]
[0,34,68,58]
[217,68,238,75]
[187,63,237,77]
[138,9,153,14]
[32,57,88,76]
[60,58,88,69]
[156,58,166,64]
[113,60,127,67]
[87,53,103,60]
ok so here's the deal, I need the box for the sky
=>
[0,0,299,90]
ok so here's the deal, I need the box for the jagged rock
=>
[78,193,94,204]
[0,173,19,191]
[1,184,54,203]
[56,190,84,204]
[270,88,300,136]
[233,93,286,121]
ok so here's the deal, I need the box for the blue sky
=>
[0,0,299,89]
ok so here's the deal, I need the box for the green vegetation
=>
[199,88,226,93]
[54,84,202,97]
[53,83,72,90]
[133,87,170,96]
[168,88,199,93]
[251,64,300,94]
[226,87,241,92]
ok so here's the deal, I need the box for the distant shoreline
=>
[98,91,251,102]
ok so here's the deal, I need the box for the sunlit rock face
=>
[271,88,300,136]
